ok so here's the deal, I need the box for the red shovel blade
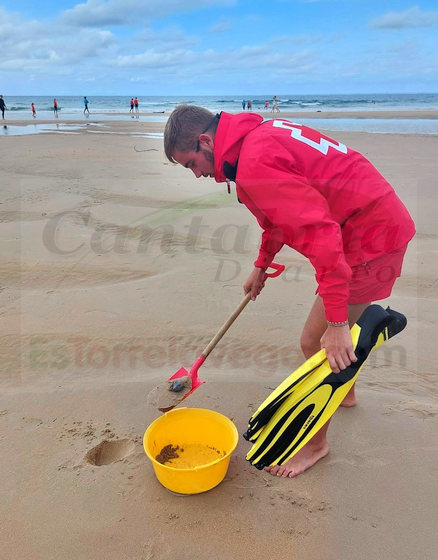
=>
[168,366,190,381]
[168,359,205,402]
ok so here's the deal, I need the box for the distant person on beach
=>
[134,97,139,112]
[0,95,7,119]
[247,100,252,111]
[271,95,280,112]
[265,101,269,111]
[130,98,134,112]
[163,104,415,479]
[53,98,58,116]
[31,103,36,117]
[242,100,246,110]
[83,96,90,114]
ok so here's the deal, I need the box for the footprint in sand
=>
[384,400,438,419]
[85,439,136,466]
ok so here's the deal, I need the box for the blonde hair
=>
[164,104,218,163]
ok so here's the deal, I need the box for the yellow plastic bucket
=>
[144,408,238,494]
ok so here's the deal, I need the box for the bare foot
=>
[264,440,329,478]
[340,385,357,408]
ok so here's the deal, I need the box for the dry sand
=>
[1,113,438,559]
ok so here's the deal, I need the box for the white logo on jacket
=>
[272,119,348,155]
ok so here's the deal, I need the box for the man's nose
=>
[192,168,202,178]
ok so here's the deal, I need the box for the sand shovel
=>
[149,262,285,412]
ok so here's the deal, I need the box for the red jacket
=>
[213,112,415,322]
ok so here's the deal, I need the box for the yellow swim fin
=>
[245,305,407,470]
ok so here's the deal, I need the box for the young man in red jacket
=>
[164,105,415,478]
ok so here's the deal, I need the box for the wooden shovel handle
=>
[201,292,252,359]
[200,262,285,360]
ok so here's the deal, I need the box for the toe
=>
[287,468,299,478]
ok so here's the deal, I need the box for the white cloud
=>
[62,0,235,27]
[270,35,323,46]
[0,8,116,72]
[130,25,199,50]
[371,6,438,29]
[275,63,317,76]
[210,18,230,33]
[112,49,196,69]
[0,8,46,46]
[107,42,316,83]
[387,39,421,58]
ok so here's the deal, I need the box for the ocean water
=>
[3,93,438,116]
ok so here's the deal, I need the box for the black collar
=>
[222,161,243,203]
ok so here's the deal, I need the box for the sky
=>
[1,0,437,95]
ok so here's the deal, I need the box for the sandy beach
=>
[1,112,438,559]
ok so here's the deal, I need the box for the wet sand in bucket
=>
[155,444,180,465]
[155,443,225,468]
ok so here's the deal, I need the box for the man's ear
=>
[198,133,215,152]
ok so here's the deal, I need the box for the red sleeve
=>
[238,138,352,323]
[252,216,285,271]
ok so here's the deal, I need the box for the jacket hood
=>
[214,111,264,184]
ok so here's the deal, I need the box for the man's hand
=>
[243,267,266,300]
[320,324,357,373]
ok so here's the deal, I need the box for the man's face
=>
[172,135,215,179]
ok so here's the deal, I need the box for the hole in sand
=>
[85,439,135,466]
